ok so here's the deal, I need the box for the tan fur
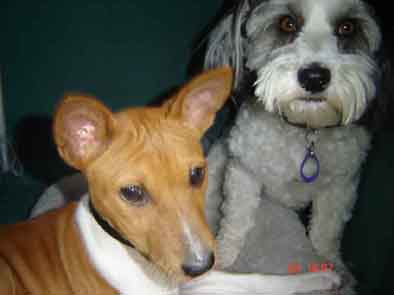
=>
[0,204,115,294]
[0,67,233,294]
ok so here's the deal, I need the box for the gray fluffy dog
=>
[202,0,389,294]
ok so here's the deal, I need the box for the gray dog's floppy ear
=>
[204,1,251,90]
[359,35,394,131]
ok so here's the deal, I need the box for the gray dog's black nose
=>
[298,63,331,93]
[182,251,215,278]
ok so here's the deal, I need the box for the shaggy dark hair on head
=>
[357,1,394,131]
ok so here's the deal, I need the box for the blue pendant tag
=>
[300,143,320,183]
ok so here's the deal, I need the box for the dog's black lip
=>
[297,97,326,102]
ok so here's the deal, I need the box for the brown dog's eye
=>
[120,185,149,206]
[279,15,299,34]
[336,20,356,37]
[190,166,205,187]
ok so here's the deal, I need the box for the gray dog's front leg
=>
[309,177,359,294]
[216,159,262,269]
[309,177,359,265]
[205,142,229,235]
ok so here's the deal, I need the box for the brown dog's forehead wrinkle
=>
[87,107,205,195]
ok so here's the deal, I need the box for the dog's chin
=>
[278,98,342,129]
[159,263,212,284]
[155,263,186,285]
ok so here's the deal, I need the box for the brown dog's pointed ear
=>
[166,67,233,136]
[53,95,115,171]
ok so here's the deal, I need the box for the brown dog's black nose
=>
[298,63,331,93]
[182,252,215,278]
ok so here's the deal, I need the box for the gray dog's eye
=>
[120,185,149,206]
[279,15,299,34]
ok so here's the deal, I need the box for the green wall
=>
[2,0,222,134]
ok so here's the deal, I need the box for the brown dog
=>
[0,67,233,294]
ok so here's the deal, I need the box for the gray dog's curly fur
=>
[202,0,390,294]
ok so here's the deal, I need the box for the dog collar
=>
[88,200,135,248]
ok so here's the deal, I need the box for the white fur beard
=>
[253,51,377,127]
